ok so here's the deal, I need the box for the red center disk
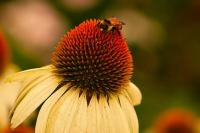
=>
[52,19,133,96]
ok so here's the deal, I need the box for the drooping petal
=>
[11,74,61,128]
[98,95,115,133]
[42,87,138,133]
[68,91,87,133]
[0,82,20,109]
[119,94,139,133]
[108,95,130,133]
[10,72,52,114]
[125,82,142,106]
[35,84,68,133]
[85,94,101,133]
[6,65,53,86]
[46,88,80,133]
[8,65,54,114]
[0,98,8,130]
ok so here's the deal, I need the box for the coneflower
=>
[8,18,142,133]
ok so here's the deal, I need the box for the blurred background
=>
[0,0,200,132]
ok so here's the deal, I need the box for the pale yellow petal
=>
[69,92,87,133]
[119,94,139,133]
[109,95,130,133]
[0,82,20,109]
[98,96,115,133]
[0,99,8,130]
[11,75,60,128]
[86,95,101,133]
[10,72,52,114]
[5,65,53,84]
[35,85,68,133]
[125,82,142,106]
[46,89,80,133]
[7,65,53,115]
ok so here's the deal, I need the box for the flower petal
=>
[11,75,60,128]
[35,85,68,133]
[98,96,115,133]
[46,89,80,133]
[6,65,53,85]
[0,98,8,130]
[109,95,130,133]
[68,92,87,132]
[125,82,142,106]
[0,82,20,109]
[8,65,54,114]
[10,72,52,114]
[119,94,139,133]
[85,95,101,133]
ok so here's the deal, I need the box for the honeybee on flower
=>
[97,17,125,34]
[6,18,142,133]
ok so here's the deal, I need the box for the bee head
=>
[97,17,125,33]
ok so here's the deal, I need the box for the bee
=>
[97,17,125,34]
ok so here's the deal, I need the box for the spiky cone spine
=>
[8,19,142,133]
